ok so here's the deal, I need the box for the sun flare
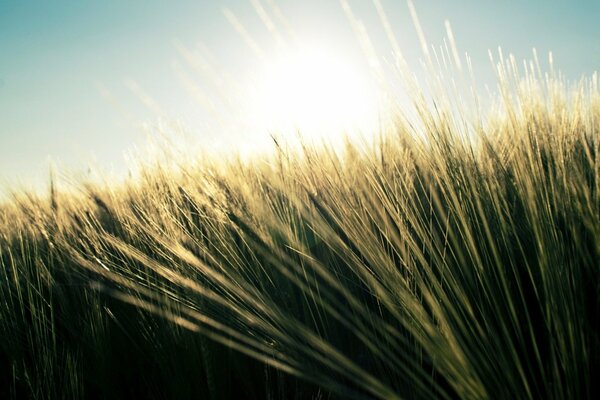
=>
[249,46,381,141]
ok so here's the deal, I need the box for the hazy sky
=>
[1,0,599,194]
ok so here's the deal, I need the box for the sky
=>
[1,0,599,195]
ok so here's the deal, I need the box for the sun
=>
[248,45,381,142]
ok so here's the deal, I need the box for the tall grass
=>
[1,7,599,400]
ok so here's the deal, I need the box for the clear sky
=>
[1,0,599,195]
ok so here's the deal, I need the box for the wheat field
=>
[1,5,599,400]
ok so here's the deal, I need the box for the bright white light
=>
[248,46,381,141]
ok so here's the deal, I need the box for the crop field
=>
[1,2,598,399]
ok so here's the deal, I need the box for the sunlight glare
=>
[249,46,381,141]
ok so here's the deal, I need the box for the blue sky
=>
[1,0,599,194]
